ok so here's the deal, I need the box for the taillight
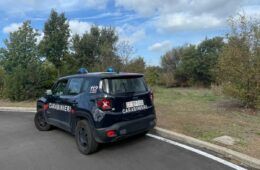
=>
[150,91,154,103]
[106,130,117,137]
[97,98,112,111]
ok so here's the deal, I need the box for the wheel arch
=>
[72,111,95,134]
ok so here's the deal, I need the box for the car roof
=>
[58,72,144,80]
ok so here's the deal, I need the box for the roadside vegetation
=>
[154,87,260,158]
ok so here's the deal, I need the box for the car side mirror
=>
[45,89,52,96]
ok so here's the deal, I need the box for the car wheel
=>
[34,111,51,131]
[139,130,149,136]
[75,120,98,155]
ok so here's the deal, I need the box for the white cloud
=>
[0,0,108,14]
[69,20,92,36]
[240,5,260,18]
[3,23,22,34]
[36,31,44,45]
[82,0,108,9]
[117,24,146,44]
[148,40,172,52]
[115,0,244,16]
[114,0,258,33]
[156,13,223,32]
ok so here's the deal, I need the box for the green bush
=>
[217,15,260,108]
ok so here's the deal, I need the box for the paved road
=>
[0,111,239,170]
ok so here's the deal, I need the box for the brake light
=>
[106,130,117,137]
[97,98,112,111]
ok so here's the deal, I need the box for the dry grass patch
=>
[154,86,260,159]
[0,99,35,107]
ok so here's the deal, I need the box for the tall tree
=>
[195,37,224,85]
[97,27,120,71]
[71,26,121,71]
[40,9,70,76]
[116,40,135,66]
[124,57,145,73]
[217,15,260,108]
[1,21,51,100]
[71,27,100,70]
[3,21,39,73]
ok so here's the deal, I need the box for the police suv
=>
[34,68,156,154]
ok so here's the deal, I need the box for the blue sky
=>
[0,0,259,66]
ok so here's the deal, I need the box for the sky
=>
[0,0,259,66]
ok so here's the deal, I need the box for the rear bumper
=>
[94,114,156,143]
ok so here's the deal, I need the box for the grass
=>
[0,99,35,107]
[0,87,259,158]
[153,86,260,159]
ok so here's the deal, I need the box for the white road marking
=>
[147,134,247,170]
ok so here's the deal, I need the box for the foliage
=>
[217,15,260,108]
[71,26,121,72]
[0,67,4,97]
[40,9,70,76]
[1,21,54,100]
[124,57,145,73]
[145,66,161,86]
[160,37,224,87]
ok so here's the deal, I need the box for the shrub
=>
[217,15,260,108]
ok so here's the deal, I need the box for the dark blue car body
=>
[37,72,156,143]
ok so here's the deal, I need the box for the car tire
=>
[75,119,98,155]
[140,130,149,136]
[34,111,51,131]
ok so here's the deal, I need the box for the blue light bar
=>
[77,68,88,74]
[106,67,115,73]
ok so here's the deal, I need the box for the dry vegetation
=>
[154,86,260,158]
[0,99,35,107]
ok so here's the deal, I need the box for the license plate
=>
[126,100,144,108]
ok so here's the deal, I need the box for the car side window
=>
[82,79,92,92]
[52,79,68,96]
[67,78,84,95]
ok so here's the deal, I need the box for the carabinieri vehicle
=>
[34,68,156,154]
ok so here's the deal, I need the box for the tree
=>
[96,27,121,71]
[1,21,52,100]
[145,66,161,86]
[160,37,224,87]
[195,37,224,86]
[2,21,39,73]
[71,26,121,72]
[217,14,260,108]
[160,45,197,87]
[116,40,135,66]
[124,57,145,73]
[40,9,70,76]
[71,27,100,70]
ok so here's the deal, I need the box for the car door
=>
[47,79,69,126]
[59,77,84,126]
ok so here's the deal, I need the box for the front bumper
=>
[94,114,156,143]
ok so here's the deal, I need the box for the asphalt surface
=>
[0,111,237,170]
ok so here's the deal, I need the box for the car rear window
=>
[101,77,147,95]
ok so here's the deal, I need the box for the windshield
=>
[101,77,147,94]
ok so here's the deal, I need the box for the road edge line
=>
[153,127,260,170]
[147,133,246,170]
